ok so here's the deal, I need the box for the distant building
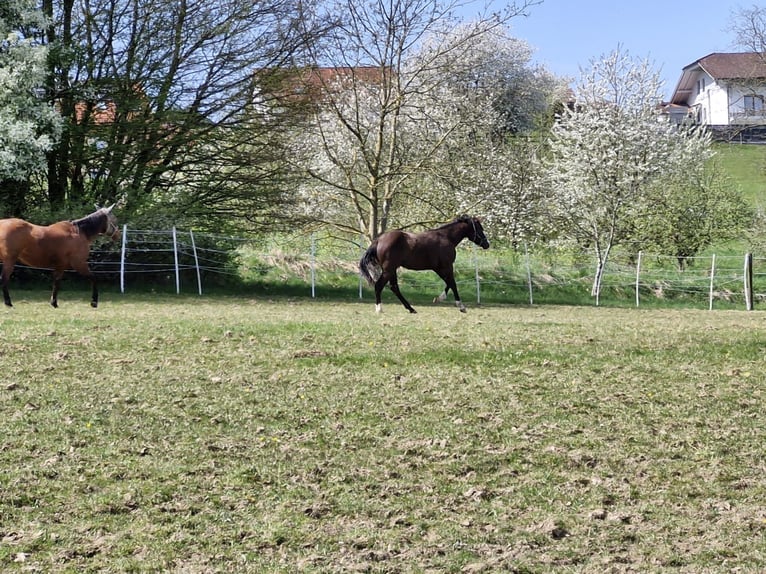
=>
[663,52,766,142]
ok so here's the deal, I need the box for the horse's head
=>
[98,204,120,241]
[469,217,490,250]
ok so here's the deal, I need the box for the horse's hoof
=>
[459,307,467,313]
[4,302,12,308]
[409,309,417,314]
[91,301,98,308]
[50,302,58,308]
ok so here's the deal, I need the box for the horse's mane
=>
[71,210,107,238]
[436,215,472,229]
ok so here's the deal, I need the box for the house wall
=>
[686,71,766,126]
[707,82,732,124]
[688,71,730,125]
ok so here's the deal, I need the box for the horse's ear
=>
[104,203,115,213]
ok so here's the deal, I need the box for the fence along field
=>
[15,226,761,311]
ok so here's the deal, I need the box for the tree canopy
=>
[23,0,325,231]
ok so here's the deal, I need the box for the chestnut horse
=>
[0,205,120,308]
[359,215,489,313]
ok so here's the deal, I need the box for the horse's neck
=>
[72,213,105,239]
[441,221,470,244]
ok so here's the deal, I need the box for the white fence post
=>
[635,251,642,307]
[172,227,180,294]
[745,252,754,311]
[359,236,364,300]
[709,254,716,311]
[473,243,480,304]
[189,230,202,296]
[120,225,128,294]
[310,234,316,298]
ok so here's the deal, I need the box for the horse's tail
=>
[359,242,380,286]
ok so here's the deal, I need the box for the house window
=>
[744,95,765,115]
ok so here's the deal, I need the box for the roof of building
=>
[671,52,766,105]
[692,52,766,80]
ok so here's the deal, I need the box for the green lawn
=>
[2,295,766,572]
[714,142,766,206]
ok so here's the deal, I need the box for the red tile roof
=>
[692,52,766,80]
[671,52,766,105]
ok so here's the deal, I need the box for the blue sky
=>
[467,0,740,100]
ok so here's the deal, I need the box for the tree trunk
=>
[591,243,612,305]
[44,0,74,210]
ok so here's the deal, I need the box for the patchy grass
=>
[2,293,766,572]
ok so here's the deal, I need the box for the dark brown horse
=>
[359,215,489,313]
[0,205,120,308]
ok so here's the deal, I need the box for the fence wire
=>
[4,227,763,310]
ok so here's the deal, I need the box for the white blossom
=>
[546,48,713,299]
[290,10,565,240]
[0,0,62,182]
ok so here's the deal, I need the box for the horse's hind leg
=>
[1,260,15,307]
[388,273,417,314]
[373,275,386,313]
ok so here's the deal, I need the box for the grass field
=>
[2,292,766,572]
[714,143,766,207]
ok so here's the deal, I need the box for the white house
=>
[666,53,766,136]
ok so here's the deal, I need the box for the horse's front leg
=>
[89,273,98,308]
[90,276,98,308]
[433,287,450,303]
[50,269,65,308]
[71,262,98,307]
[438,269,466,313]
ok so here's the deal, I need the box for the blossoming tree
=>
[546,48,714,302]
[290,0,555,241]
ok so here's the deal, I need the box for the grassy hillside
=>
[714,142,766,207]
